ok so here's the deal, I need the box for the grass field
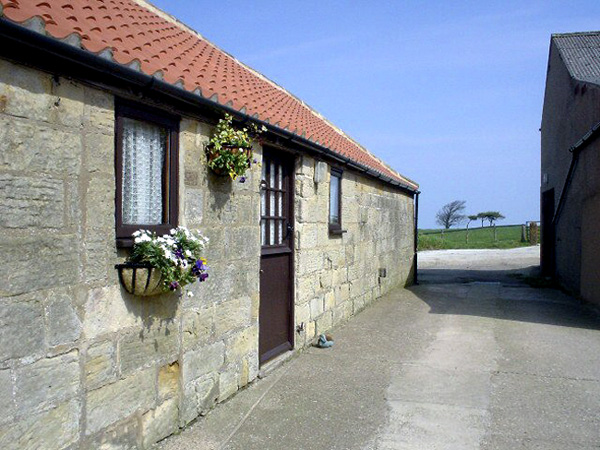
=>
[418,225,534,251]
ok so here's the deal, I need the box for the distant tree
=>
[436,200,466,229]
[479,211,505,227]
[466,214,478,243]
[477,212,486,227]
[477,211,505,241]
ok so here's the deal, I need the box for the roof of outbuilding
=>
[553,31,600,87]
[0,0,417,190]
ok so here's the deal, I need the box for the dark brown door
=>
[541,188,555,276]
[259,148,295,364]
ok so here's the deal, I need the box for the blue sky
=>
[151,0,600,228]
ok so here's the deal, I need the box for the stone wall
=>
[293,156,415,345]
[0,57,415,449]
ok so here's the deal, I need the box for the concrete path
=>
[157,247,600,449]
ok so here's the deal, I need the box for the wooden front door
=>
[259,148,294,364]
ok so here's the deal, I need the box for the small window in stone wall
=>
[329,168,343,234]
[115,100,179,247]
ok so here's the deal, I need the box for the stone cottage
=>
[0,1,419,448]
[541,32,600,306]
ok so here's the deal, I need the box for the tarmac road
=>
[157,247,600,449]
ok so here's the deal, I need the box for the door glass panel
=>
[261,154,291,249]
[278,220,283,244]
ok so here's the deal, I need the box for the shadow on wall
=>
[411,266,600,331]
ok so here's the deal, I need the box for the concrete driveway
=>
[157,247,600,449]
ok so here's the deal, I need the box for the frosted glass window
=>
[329,171,341,225]
[121,117,167,224]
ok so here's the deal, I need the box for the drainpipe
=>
[413,191,420,285]
[552,120,600,227]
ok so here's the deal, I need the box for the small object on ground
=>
[316,333,334,348]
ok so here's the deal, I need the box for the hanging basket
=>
[207,144,252,177]
[115,263,165,297]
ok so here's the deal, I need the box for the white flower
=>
[134,234,151,244]
[132,230,142,237]
[170,228,177,235]
[185,249,192,257]
[187,291,194,298]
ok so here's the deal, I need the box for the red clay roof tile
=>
[0,0,417,189]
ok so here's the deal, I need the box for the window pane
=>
[269,219,275,245]
[261,219,266,246]
[329,173,340,224]
[122,117,167,225]
[278,220,283,244]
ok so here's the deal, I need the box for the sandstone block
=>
[296,250,323,276]
[183,341,225,384]
[182,305,214,350]
[119,322,179,375]
[84,417,138,450]
[225,326,258,364]
[1,235,80,297]
[184,169,199,186]
[200,262,233,304]
[85,175,115,230]
[15,350,80,414]
[295,301,310,326]
[0,369,14,425]
[218,367,239,402]
[158,361,180,400]
[0,117,82,175]
[0,298,44,361]
[142,397,179,448]
[0,59,53,122]
[0,399,80,450]
[83,285,142,339]
[324,291,336,311]
[333,301,353,325]
[310,297,324,319]
[54,78,85,127]
[0,174,64,229]
[45,292,82,347]
[84,131,114,175]
[85,340,115,390]
[224,226,259,260]
[214,296,251,337]
[305,321,316,341]
[83,87,114,133]
[181,374,219,425]
[86,368,155,434]
[83,229,117,284]
[185,189,204,225]
[315,311,333,335]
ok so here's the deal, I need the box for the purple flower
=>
[169,281,179,291]
[174,248,184,259]
[199,273,209,282]
[192,259,208,276]
[239,176,246,183]
[253,159,258,164]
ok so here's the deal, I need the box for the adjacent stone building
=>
[0,1,418,448]
[540,32,600,305]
